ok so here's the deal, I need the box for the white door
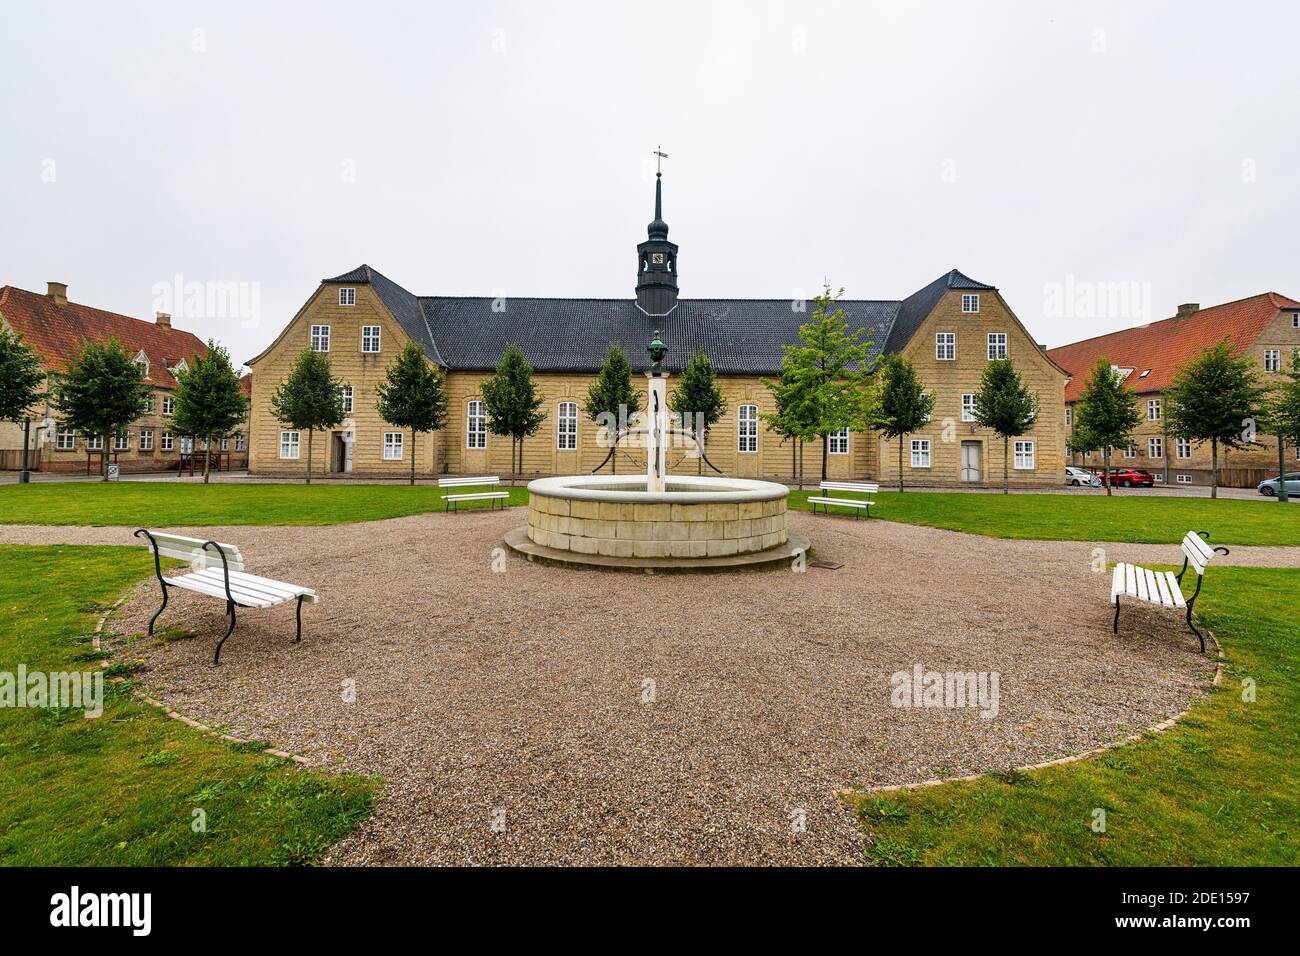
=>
[961,441,981,482]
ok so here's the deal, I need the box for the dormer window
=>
[339,287,356,306]
[962,293,980,313]
[133,350,150,376]
[171,358,188,375]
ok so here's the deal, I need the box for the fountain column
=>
[645,330,669,494]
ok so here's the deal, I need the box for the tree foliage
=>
[669,348,727,472]
[51,337,153,480]
[1071,357,1142,496]
[376,341,448,485]
[270,349,345,483]
[584,344,642,474]
[170,341,248,483]
[1164,339,1269,499]
[0,325,46,423]
[872,354,934,491]
[480,344,546,480]
[972,358,1039,494]
[1260,349,1300,502]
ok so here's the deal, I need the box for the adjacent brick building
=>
[0,282,250,473]
[247,176,1068,485]
[1048,293,1300,487]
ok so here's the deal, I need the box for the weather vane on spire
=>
[653,147,669,177]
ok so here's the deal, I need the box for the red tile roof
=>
[0,285,207,389]
[239,372,252,396]
[1047,292,1300,402]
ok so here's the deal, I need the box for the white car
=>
[1065,466,1102,488]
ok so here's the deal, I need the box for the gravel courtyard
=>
[9,512,1226,865]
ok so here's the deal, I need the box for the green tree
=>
[767,285,876,483]
[669,348,727,474]
[1260,349,1300,503]
[763,363,816,488]
[871,354,934,492]
[480,344,546,483]
[0,325,46,425]
[584,344,642,475]
[1071,357,1142,496]
[972,358,1039,494]
[169,341,248,483]
[376,341,449,485]
[1165,339,1270,499]
[270,349,345,484]
[51,338,153,481]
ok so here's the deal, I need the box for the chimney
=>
[47,281,67,306]
[1176,303,1200,319]
[155,312,172,328]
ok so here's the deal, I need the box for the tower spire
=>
[636,150,678,316]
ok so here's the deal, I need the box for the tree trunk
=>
[203,438,212,483]
[821,434,829,484]
[101,437,109,481]
[518,435,525,482]
[410,430,417,486]
[1003,437,1010,494]
[1279,436,1289,503]
[898,435,904,492]
[306,429,313,484]
[1103,446,1111,496]
[1211,438,1219,499]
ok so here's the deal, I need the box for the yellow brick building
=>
[247,177,1068,486]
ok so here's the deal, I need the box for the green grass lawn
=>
[788,489,1300,546]
[847,566,1300,865]
[2,481,1298,546]
[0,545,377,865]
[0,481,528,526]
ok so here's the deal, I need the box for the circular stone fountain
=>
[503,333,809,572]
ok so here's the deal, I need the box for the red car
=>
[1096,467,1155,488]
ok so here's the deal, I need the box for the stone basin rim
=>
[527,474,789,504]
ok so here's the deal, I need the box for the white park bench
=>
[1111,529,1229,653]
[807,481,879,519]
[134,530,318,665]
[438,475,511,512]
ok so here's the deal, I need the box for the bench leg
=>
[1112,596,1121,634]
[213,599,236,666]
[147,581,169,635]
[294,594,304,643]
[1185,605,1206,654]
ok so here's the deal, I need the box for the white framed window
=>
[338,287,356,306]
[1014,440,1035,470]
[1176,473,1193,484]
[279,430,300,459]
[467,400,487,449]
[143,393,155,413]
[162,395,174,415]
[56,427,75,450]
[86,434,104,450]
[1064,406,1073,427]
[935,332,955,361]
[1265,349,1281,372]
[1293,314,1300,329]
[987,332,1008,360]
[133,349,150,376]
[961,394,977,422]
[828,427,849,455]
[342,385,354,414]
[220,437,229,451]
[1153,473,1164,483]
[161,431,174,451]
[1176,438,1192,460]
[910,439,931,468]
[181,437,194,455]
[310,324,330,352]
[383,431,404,461]
[738,404,758,453]
[961,293,980,313]
[1148,436,1163,459]
[1147,398,1161,421]
[113,431,130,451]
[361,326,381,353]
[557,401,578,450]
[139,429,154,451]
[1123,445,1136,459]
[235,433,245,451]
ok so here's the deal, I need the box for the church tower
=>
[635,172,679,316]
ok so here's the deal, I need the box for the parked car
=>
[1096,467,1156,488]
[1258,473,1300,497]
[1065,466,1102,487]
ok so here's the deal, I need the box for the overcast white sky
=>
[3,0,1297,369]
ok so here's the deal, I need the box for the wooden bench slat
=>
[167,575,275,608]
[442,492,510,501]
[807,496,871,507]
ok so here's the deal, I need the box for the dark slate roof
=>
[882,269,997,355]
[321,264,992,376]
